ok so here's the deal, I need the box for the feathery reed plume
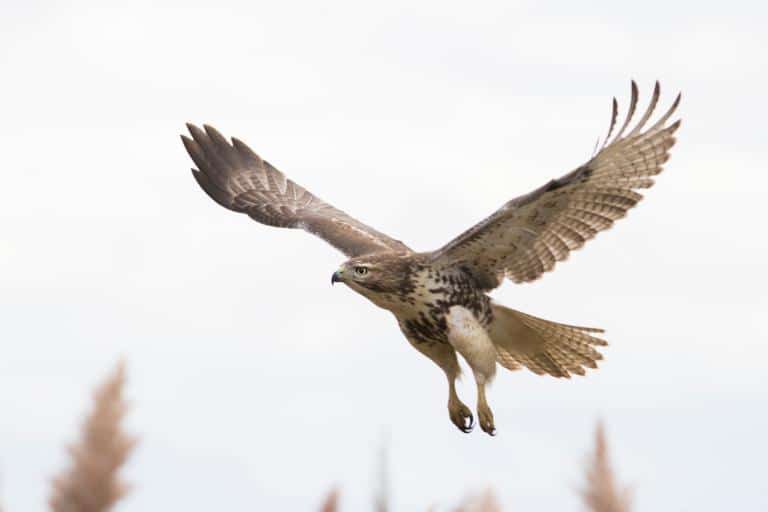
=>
[319,488,339,512]
[373,434,389,512]
[580,421,631,512]
[49,361,137,512]
[453,489,502,512]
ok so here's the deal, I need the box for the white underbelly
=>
[445,305,497,384]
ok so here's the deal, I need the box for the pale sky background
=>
[1,0,767,510]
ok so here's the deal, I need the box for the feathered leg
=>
[399,327,474,433]
[476,380,495,436]
[446,306,498,436]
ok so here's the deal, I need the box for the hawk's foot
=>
[448,398,474,433]
[478,401,496,436]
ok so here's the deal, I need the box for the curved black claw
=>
[459,413,474,434]
[449,402,474,433]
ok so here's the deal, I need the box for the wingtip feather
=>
[601,98,619,149]
[232,137,264,164]
[611,80,639,142]
[203,124,230,146]
[186,123,207,143]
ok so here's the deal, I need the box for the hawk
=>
[182,82,680,435]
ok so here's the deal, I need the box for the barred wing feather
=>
[431,81,681,287]
[182,124,410,258]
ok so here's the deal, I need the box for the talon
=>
[481,423,496,436]
[478,409,496,436]
[460,411,474,433]
[449,400,474,433]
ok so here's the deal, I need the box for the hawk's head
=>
[331,253,417,309]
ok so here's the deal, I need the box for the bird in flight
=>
[182,81,680,435]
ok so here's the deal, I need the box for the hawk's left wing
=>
[182,124,410,257]
[430,82,681,289]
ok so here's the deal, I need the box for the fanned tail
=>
[488,303,607,378]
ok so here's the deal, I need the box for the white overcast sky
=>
[1,0,767,510]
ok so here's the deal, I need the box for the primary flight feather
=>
[182,81,680,435]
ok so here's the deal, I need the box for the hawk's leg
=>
[448,377,474,433]
[400,330,474,433]
[446,306,498,436]
[476,380,496,436]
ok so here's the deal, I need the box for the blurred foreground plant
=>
[319,488,340,512]
[49,361,136,512]
[34,360,629,512]
[323,421,631,511]
[580,421,631,512]
[452,489,502,512]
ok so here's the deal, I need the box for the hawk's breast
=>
[398,267,492,346]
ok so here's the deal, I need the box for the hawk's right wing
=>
[430,82,680,289]
[182,124,410,258]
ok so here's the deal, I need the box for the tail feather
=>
[489,304,607,378]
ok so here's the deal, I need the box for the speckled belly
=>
[399,270,493,346]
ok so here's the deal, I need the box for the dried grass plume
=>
[319,488,340,512]
[49,361,137,512]
[581,421,631,512]
[453,489,502,512]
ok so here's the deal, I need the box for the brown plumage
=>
[182,124,408,257]
[182,81,681,435]
[431,81,680,286]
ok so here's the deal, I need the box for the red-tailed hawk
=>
[182,82,680,435]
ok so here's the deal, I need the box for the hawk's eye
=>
[354,266,369,277]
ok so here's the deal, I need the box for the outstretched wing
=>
[430,81,681,288]
[182,124,410,257]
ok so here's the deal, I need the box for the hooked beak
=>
[331,270,343,285]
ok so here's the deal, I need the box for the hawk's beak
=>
[331,270,343,285]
